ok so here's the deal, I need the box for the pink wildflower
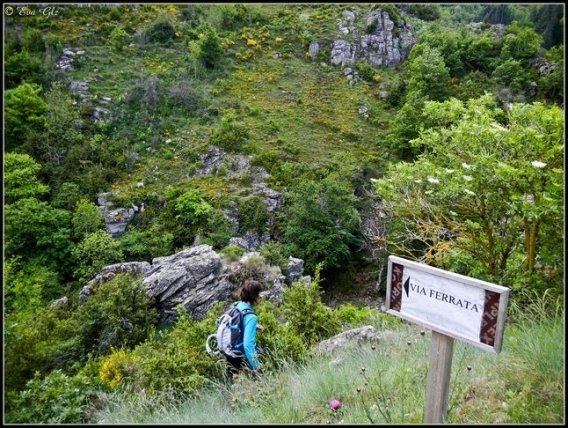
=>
[330,399,341,411]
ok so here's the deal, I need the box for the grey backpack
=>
[206,303,254,358]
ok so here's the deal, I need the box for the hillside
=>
[3,3,565,424]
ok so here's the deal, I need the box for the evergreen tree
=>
[530,4,564,48]
[477,4,514,25]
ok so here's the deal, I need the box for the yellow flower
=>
[246,39,258,47]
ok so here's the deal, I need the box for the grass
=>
[92,310,565,424]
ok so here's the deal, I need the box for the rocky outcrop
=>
[82,244,300,323]
[142,245,226,321]
[96,192,142,238]
[190,146,284,251]
[285,256,305,285]
[331,7,416,68]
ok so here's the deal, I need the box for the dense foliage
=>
[3,3,564,424]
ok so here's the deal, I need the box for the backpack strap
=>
[238,307,255,332]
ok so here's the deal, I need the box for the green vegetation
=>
[3,3,564,424]
[92,291,563,424]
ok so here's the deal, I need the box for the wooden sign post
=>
[385,256,510,424]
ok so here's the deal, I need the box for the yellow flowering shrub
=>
[99,348,140,389]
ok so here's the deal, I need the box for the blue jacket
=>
[235,301,260,370]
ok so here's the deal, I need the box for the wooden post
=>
[423,331,454,424]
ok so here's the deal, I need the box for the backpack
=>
[206,303,254,359]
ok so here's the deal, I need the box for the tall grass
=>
[93,298,565,425]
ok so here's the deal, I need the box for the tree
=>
[500,22,542,61]
[477,4,513,25]
[4,50,48,90]
[4,83,48,152]
[4,152,50,204]
[530,4,564,48]
[458,29,498,73]
[537,45,564,105]
[72,198,105,240]
[416,24,463,76]
[39,83,84,183]
[4,152,74,280]
[71,230,124,283]
[405,44,450,101]
[4,258,61,322]
[51,182,85,211]
[280,175,362,274]
[5,198,73,277]
[491,58,530,95]
[374,94,564,297]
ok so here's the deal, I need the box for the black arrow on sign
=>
[403,276,410,298]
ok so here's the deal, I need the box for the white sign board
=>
[386,256,509,353]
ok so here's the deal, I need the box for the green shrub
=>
[354,59,378,82]
[4,51,48,90]
[70,273,159,358]
[281,265,342,346]
[71,230,124,284]
[208,117,250,153]
[237,194,269,234]
[220,244,245,262]
[203,209,235,250]
[259,241,288,271]
[255,300,310,369]
[198,25,224,69]
[22,28,44,53]
[147,18,175,44]
[409,4,441,21]
[111,306,224,396]
[109,26,129,52]
[5,369,97,424]
[335,303,377,327]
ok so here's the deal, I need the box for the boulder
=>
[315,325,398,354]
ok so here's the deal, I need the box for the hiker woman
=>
[224,278,264,381]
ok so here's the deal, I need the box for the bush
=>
[69,273,159,358]
[259,241,288,272]
[108,306,224,397]
[198,25,224,69]
[4,50,48,89]
[208,117,250,153]
[22,27,44,53]
[71,230,124,284]
[255,300,310,369]
[147,18,175,44]
[409,4,441,21]
[109,26,129,52]
[220,244,245,262]
[237,194,270,234]
[354,59,378,82]
[335,303,377,327]
[5,369,97,424]
[203,209,235,250]
[281,265,342,346]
